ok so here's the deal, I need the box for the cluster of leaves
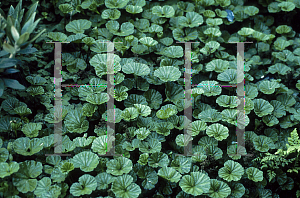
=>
[0,0,300,197]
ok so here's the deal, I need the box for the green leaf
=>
[126,5,143,14]
[133,104,151,117]
[101,9,121,20]
[158,166,182,183]
[121,107,139,121]
[134,127,151,140]
[12,160,43,193]
[206,123,229,141]
[154,66,181,82]
[176,134,193,147]
[59,4,73,14]
[207,179,231,198]
[0,161,19,178]
[72,151,99,172]
[229,183,245,198]
[253,99,274,117]
[91,135,115,155]
[267,63,292,75]
[111,174,141,198]
[95,172,115,190]
[16,32,30,46]
[122,62,150,76]
[0,79,4,97]
[155,122,174,136]
[178,12,203,28]
[262,115,279,127]
[26,75,47,85]
[3,43,16,54]
[60,162,74,173]
[86,93,109,105]
[21,122,42,138]
[106,157,133,176]
[218,160,244,182]
[134,19,150,32]
[70,174,97,196]
[34,177,61,198]
[258,80,280,94]
[273,38,291,51]
[179,172,211,196]
[0,58,19,69]
[105,0,130,9]
[244,6,259,16]
[2,78,25,90]
[66,19,92,34]
[148,152,169,168]
[137,166,158,190]
[246,167,264,182]
[253,135,275,152]
[206,59,229,73]
[276,25,292,34]
[139,37,158,47]
[137,153,149,165]
[124,94,148,108]
[172,28,198,42]
[276,93,296,107]
[106,21,134,36]
[198,109,222,123]
[170,155,192,174]
[187,120,207,136]
[198,81,222,96]
[11,25,20,43]
[216,95,240,108]
[278,2,295,11]
[160,46,183,58]
[143,89,163,110]
[64,107,89,133]
[139,138,162,153]
[46,32,67,42]
[227,145,247,160]
[13,137,44,156]
[165,82,184,103]
[152,5,175,18]
[206,18,223,26]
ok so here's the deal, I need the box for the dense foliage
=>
[0,0,300,197]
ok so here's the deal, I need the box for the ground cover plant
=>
[0,0,300,197]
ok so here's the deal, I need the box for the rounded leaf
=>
[126,5,143,14]
[13,137,44,156]
[206,123,229,141]
[253,99,274,117]
[178,12,203,28]
[92,135,115,155]
[218,160,244,182]
[179,172,211,196]
[70,174,97,196]
[258,80,280,94]
[111,174,141,198]
[122,62,150,76]
[105,0,129,9]
[208,179,231,198]
[161,46,183,58]
[158,166,182,183]
[71,151,99,172]
[246,167,263,182]
[244,6,259,16]
[154,66,181,82]
[101,9,121,20]
[66,19,92,34]
[152,5,175,18]
[106,157,133,176]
